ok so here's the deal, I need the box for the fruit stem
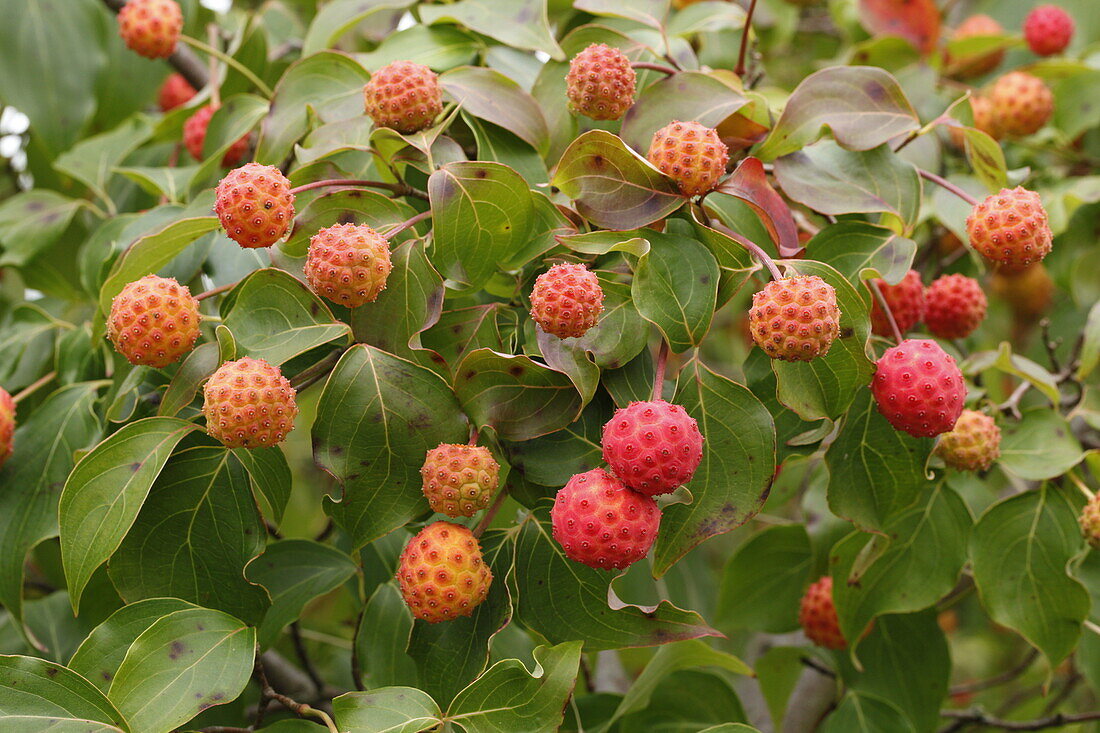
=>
[206,24,221,108]
[178,35,275,98]
[12,371,56,404]
[468,424,480,446]
[652,338,670,401]
[473,486,509,538]
[1068,470,1095,501]
[735,0,759,78]
[631,62,678,76]
[382,209,434,238]
[868,280,905,345]
[710,221,783,280]
[917,168,979,207]
[289,178,431,201]
[195,281,236,301]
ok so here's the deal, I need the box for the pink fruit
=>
[871,339,966,438]
[214,163,295,249]
[868,270,925,338]
[601,400,704,496]
[363,61,443,134]
[565,43,636,121]
[923,274,987,340]
[551,468,660,570]
[799,577,846,650]
[529,263,604,339]
[1024,5,1074,57]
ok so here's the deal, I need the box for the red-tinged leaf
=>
[714,157,800,257]
[716,112,770,155]
[858,0,941,55]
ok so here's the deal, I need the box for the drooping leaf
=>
[997,409,1084,481]
[0,655,126,729]
[713,157,799,257]
[421,0,563,60]
[355,583,417,690]
[820,692,914,733]
[302,0,416,56]
[631,232,719,354]
[970,486,1090,669]
[440,66,551,154]
[333,687,441,733]
[54,117,152,210]
[59,417,201,612]
[316,345,468,547]
[0,191,87,268]
[804,221,917,284]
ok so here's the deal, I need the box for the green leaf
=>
[355,583,417,689]
[553,130,684,230]
[246,539,357,648]
[454,349,583,441]
[631,233,719,353]
[107,607,255,733]
[757,66,919,160]
[440,66,550,154]
[620,72,747,153]
[221,268,350,365]
[69,598,199,694]
[998,409,1084,481]
[282,189,419,259]
[773,142,921,231]
[970,486,1090,669]
[825,389,934,532]
[158,342,220,417]
[445,642,582,732]
[232,446,293,525]
[573,0,668,29]
[962,342,1060,406]
[839,612,950,733]
[0,191,87,267]
[0,305,60,390]
[617,669,748,731]
[97,217,221,315]
[59,417,201,612]
[820,692,915,733]
[770,259,874,421]
[302,0,415,56]
[116,166,200,204]
[359,25,480,72]
[108,444,270,623]
[0,655,126,729]
[316,345,468,547]
[804,221,917,284]
[654,361,776,575]
[0,384,101,633]
[333,687,441,733]
[831,484,970,648]
[504,392,612,493]
[535,329,600,407]
[512,515,719,650]
[421,0,563,60]
[54,117,152,211]
[959,126,1007,192]
[0,0,105,157]
[1078,300,1100,380]
[0,717,124,732]
[349,241,444,358]
[715,525,811,633]
[255,51,371,166]
[427,161,534,290]
[603,640,750,729]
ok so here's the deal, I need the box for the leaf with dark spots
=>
[168,640,185,660]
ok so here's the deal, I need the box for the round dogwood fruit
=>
[647,120,729,197]
[602,400,704,496]
[966,187,1052,272]
[214,163,295,249]
[184,105,250,166]
[203,357,298,449]
[118,0,183,59]
[566,43,636,121]
[108,275,200,368]
[934,409,1001,472]
[871,339,966,438]
[551,468,660,570]
[799,577,846,650]
[923,274,987,340]
[749,275,841,361]
[421,444,500,518]
[363,60,443,134]
[305,223,392,307]
[529,263,604,339]
[989,72,1053,137]
[868,270,925,338]
[1024,5,1074,57]
[397,521,492,623]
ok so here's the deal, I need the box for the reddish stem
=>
[868,280,904,345]
[917,169,979,207]
[381,209,433,238]
[735,0,759,78]
[631,62,678,76]
[13,371,56,404]
[652,339,670,401]
[195,281,236,301]
[710,221,783,280]
[473,487,508,538]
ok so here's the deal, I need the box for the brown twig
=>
[949,649,1038,695]
[939,708,1100,731]
[735,0,759,78]
[13,371,56,404]
[868,280,904,345]
[289,178,429,201]
[652,339,669,401]
[800,656,837,679]
[263,687,339,733]
[289,622,326,698]
[918,168,980,206]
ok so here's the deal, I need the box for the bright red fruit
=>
[923,274,987,340]
[566,43,636,121]
[1024,5,1074,57]
[602,400,704,496]
[871,339,966,438]
[551,468,660,570]
[799,577,846,650]
[529,263,604,339]
[868,270,925,338]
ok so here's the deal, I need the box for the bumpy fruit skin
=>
[923,274,987,340]
[872,339,966,438]
[214,163,295,249]
[602,400,704,496]
[991,263,1053,319]
[799,577,846,650]
[203,357,297,448]
[749,275,840,361]
[566,44,636,121]
[529,263,604,339]
[647,120,729,197]
[551,468,660,570]
[947,15,1005,78]
[989,72,1053,137]
[305,224,392,307]
[397,521,492,623]
[118,0,183,60]
[868,270,924,338]
[363,61,443,134]
[1080,496,1100,550]
[421,444,499,518]
[1024,5,1074,57]
[0,388,14,470]
[935,409,1001,472]
[184,105,250,166]
[108,275,200,368]
[158,73,196,112]
[966,187,1052,272]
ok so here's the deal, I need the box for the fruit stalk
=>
[652,338,669,401]
[630,62,678,76]
[735,0,759,77]
[918,168,979,206]
[178,34,274,97]
[868,280,905,344]
[710,222,783,280]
